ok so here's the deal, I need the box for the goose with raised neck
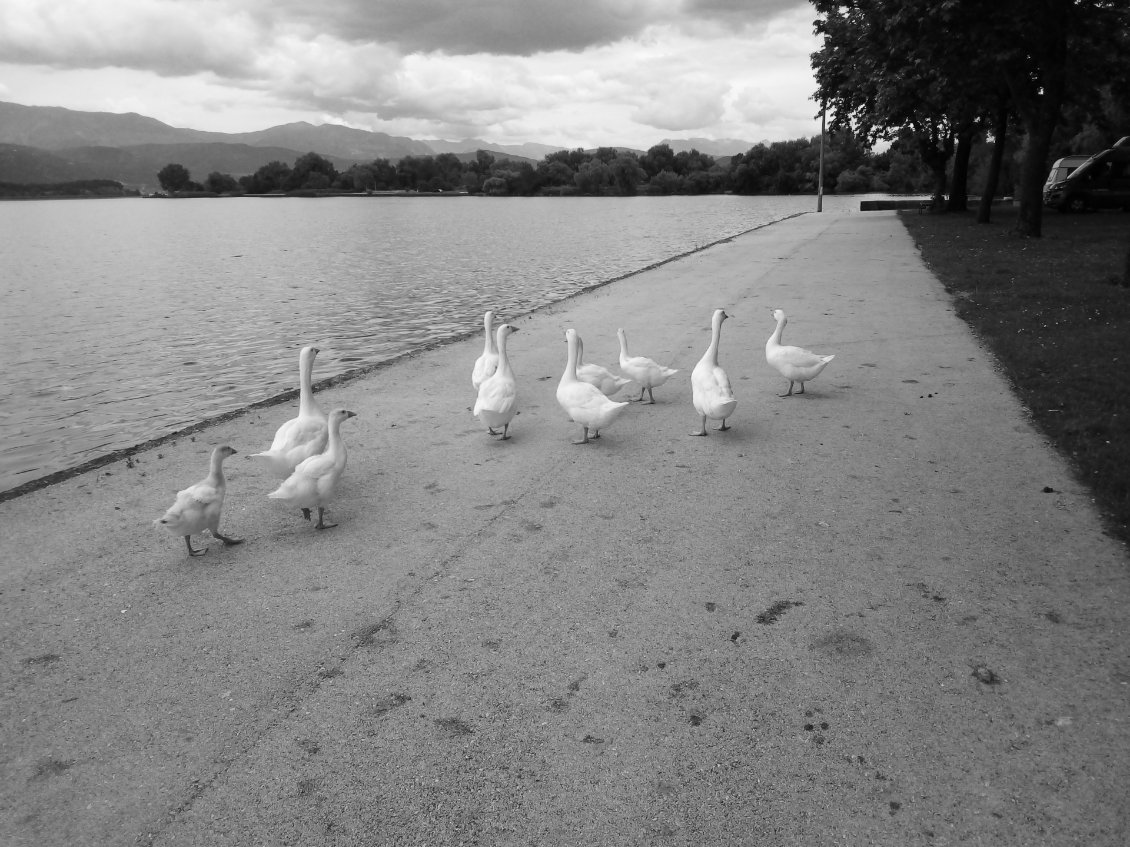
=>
[473,323,519,439]
[155,444,243,557]
[471,310,500,390]
[765,309,835,396]
[252,345,328,477]
[690,308,738,435]
[557,328,630,443]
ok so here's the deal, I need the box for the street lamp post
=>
[817,100,826,212]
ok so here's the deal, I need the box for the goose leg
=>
[691,415,708,436]
[301,508,312,521]
[499,423,511,441]
[487,426,499,435]
[632,388,646,402]
[716,418,730,431]
[184,536,206,557]
[779,381,796,398]
[645,387,656,404]
[214,532,243,546]
[797,382,806,395]
[314,507,337,530]
[573,426,591,445]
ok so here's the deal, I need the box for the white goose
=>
[473,323,519,439]
[575,335,632,397]
[252,345,328,477]
[617,327,678,404]
[691,309,738,436]
[268,408,356,530]
[557,328,630,444]
[155,445,243,557]
[471,310,500,390]
[766,308,835,396]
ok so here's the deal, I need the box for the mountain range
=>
[0,101,757,191]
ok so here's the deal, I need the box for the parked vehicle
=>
[1044,137,1130,212]
[1043,155,1090,191]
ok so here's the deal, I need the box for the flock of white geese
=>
[157,308,833,557]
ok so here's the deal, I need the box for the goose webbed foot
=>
[572,427,592,444]
[797,383,806,395]
[691,416,708,436]
[716,421,730,431]
[487,426,499,436]
[215,533,243,546]
[498,424,511,441]
[184,536,206,557]
[778,383,796,398]
[314,508,337,530]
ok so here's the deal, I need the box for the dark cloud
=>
[277,0,806,56]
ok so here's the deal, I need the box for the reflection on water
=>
[0,193,863,492]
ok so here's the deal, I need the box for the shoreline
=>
[0,212,806,503]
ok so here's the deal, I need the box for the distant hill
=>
[424,137,567,160]
[0,101,759,189]
[660,137,759,156]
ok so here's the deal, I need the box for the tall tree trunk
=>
[1015,121,1054,237]
[1005,2,1070,238]
[918,126,954,211]
[947,127,975,212]
[977,103,1010,223]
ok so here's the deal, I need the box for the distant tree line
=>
[156,136,975,199]
[0,179,139,199]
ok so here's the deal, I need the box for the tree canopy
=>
[810,0,1130,235]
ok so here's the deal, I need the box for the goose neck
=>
[564,332,580,381]
[495,330,512,376]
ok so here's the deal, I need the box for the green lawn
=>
[899,205,1130,548]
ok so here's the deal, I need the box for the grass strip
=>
[899,205,1129,547]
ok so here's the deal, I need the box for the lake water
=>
[0,193,869,494]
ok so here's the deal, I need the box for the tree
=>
[204,171,240,194]
[811,0,979,210]
[242,160,291,193]
[285,152,338,191]
[157,163,191,193]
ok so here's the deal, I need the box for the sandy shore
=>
[3,209,1128,846]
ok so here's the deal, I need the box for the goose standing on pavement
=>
[268,408,357,530]
[155,445,243,557]
[575,334,632,397]
[252,345,328,477]
[765,308,835,396]
[691,309,737,436]
[557,328,630,443]
[471,310,500,390]
[617,327,678,404]
[473,323,519,439]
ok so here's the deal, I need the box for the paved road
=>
[3,210,1127,846]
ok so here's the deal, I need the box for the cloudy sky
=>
[0,0,823,149]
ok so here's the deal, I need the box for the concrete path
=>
[3,210,1127,846]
